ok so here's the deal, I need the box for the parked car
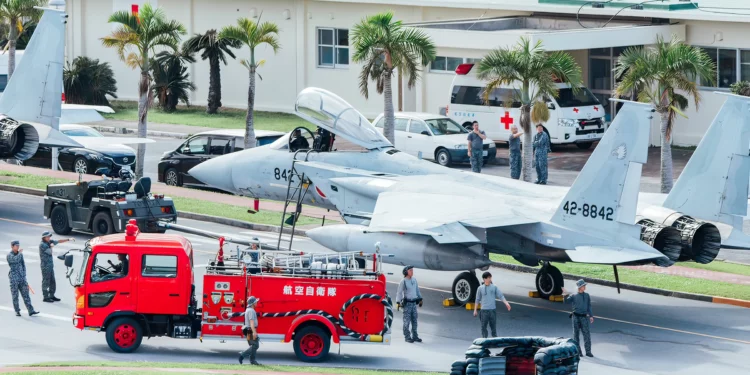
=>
[373,113,496,167]
[23,124,136,175]
[158,129,284,187]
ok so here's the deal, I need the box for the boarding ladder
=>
[277,149,318,251]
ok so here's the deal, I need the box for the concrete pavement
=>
[1,191,749,374]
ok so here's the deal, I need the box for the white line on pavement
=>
[0,306,70,321]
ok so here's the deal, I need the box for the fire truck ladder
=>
[277,150,318,251]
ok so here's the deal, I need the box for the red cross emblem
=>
[573,108,579,113]
[501,112,514,130]
[593,106,599,112]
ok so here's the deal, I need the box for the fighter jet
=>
[194,88,716,303]
[0,6,83,161]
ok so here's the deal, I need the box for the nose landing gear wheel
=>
[536,264,564,300]
[452,271,480,305]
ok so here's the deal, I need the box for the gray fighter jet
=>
[190,88,749,303]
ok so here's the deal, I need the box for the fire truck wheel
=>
[92,211,114,236]
[105,317,143,353]
[50,205,72,235]
[293,325,331,362]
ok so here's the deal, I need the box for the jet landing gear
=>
[535,262,564,299]
[452,271,480,305]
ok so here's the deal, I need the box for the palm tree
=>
[183,29,241,114]
[614,35,716,193]
[63,56,118,105]
[101,3,186,179]
[152,48,196,112]
[220,17,280,149]
[351,11,436,145]
[477,38,582,182]
[0,0,45,79]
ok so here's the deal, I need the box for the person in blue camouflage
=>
[467,121,487,173]
[563,280,594,358]
[508,125,523,180]
[7,240,40,317]
[532,124,550,184]
[396,265,423,343]
[39,231,73,303]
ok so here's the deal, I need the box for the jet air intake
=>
[0,116,39,161]
[638,207,721,264]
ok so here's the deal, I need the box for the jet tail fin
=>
[663,93,750,226]
[0,8,65,126]
[550,100,654,237]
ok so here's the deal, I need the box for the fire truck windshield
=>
[74,246,91,286]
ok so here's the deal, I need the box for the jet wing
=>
[567,246,671,265]
[60,105,114,124]
[365,191,538,244]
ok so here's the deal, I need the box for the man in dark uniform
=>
[289,129,310,152]
[108,254,129,275]
[532,124,551,184]
[233,296,260,365]
[39,231,73,302]
[563,279,594,357]
[7,240,40,317]
[396,265,423,343]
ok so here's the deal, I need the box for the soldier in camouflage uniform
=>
[396,265,423,343]
[563,280,594,358]
[532,124,550,185]
[39,231,73,303]
[508,125,523,180]
[7,240,39,317]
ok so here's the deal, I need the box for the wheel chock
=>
[549,295,564,302]
[465,303,480,310]
[528,291,540,298]
[443,298,456,307]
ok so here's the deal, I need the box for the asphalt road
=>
[1,191,749,374]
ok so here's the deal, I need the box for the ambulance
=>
[447,63,607,149]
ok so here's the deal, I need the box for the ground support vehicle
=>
[44,174,177,236]
[65,220,392,362]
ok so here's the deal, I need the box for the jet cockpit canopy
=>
[293,87,392,150]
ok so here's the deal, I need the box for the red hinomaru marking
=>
[500,112,514,130]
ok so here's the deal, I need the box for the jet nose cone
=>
[307,224,363,253]
[189,153,238,193]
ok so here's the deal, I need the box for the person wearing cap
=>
[8,241,40,317]
[39,231,74,303]
[233,296,260,365]
[562,280,594,357]
[473,272,511,338]
[532,124,550,184]
[396,265,423,343]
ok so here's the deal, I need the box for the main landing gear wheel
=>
[536,264,564,299]
[452,271,480,305]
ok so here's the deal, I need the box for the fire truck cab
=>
[67,220,392,362]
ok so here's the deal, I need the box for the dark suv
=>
[158,129,283,187]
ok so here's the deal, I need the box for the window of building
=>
[430,57,480,73]
[318,28,349,68]
[588,46,640,122]
[142,255,177,278]
[698,48,747,89]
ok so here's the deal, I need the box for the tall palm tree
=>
[0,0,45,79]
[101,3,186,179]
[351,11,436,145]
[614,35,715,193]
[183,29,241,114]
[152,48,196,112]
[220,17,280,149]
[63,56,118,106]
[477,38,582,182]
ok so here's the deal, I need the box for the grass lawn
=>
[29,361,441,375]
[106,101,308,133]
[490,254,750,301]
[679,260,750,277]
[0,171,318,227]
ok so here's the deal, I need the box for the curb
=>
[0,184,747,308]
[0,183,304,237]
[91,125,190,139]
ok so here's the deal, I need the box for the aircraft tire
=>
[536,265,563,299]
[452,271,479,305]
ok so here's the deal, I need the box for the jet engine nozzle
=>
[671,216,721,264]
[637,219,682,262]
[0,116,39,161]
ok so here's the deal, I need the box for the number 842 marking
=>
[562,201,614,221]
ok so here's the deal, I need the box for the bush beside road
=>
[105,101,308,133]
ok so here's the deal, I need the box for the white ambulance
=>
[447,63,606,149]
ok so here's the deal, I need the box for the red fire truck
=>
[63,220,392,362]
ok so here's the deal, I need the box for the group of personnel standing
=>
[467,121,550,185]
[7,232,74,317]
[396,267,596,358]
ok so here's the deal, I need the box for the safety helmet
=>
[247,296,259,306]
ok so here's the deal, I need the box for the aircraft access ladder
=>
[276,150,318,251]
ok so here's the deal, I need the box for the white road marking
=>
[0,306,70,321]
